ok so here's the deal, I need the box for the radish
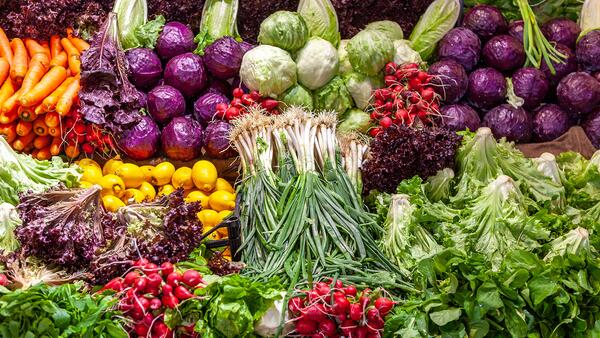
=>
[336,313,347,323]
[315,282,330,297]
[385,62,397,75]
[174,285,194,300]
[124,271,140,286]
[134,277,148,291]
[359,296,370,309]
[182,270,202,287]
[303,304,328,322]
[134,323,149,336]
[232,88,244,98]
[130,308,144,320]
[149,298,162,310]
[162,294,179,309]
[319,318,337,336]
[133,258,150,268]
[143,263,159,274]
[261,99,279,111]
[160,262,174,276]
[295,318,318,335]
[166,272,182,286]
[143,313,155,326]
[340,319,357,337]
[331,295,350,315]
[349,303,363,321]
[100,277,123,292]
[146,273,163,288]
[367,315,384,330]
[379,116,392,128]
[356,326,368,338]
[162,284,173,295]
[384,75,396,87]
[374,297,394,317]
[288,297,304,316]
[366,308,380,322]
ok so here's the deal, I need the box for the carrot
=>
[31,149,39,157]
[0,58,8,87]
[25,39,47,58]
[17,105,37,122]
[66,28,74,38]
[68,36,90,53]
[41,41,51,59]
[64,143,80,158]
[12,133,35,151]
[36,146,52,160]
[50,51,68,68]
[50,136,62,155]
[10,38,27,84]
[44,111,60,128]
[33,135,52,149]
[34,104,45,116]
[42,76,75,111]
[48,126,62,137]
[55,77,79,116]
[16,120,33,136]
[33,118,48,136]
[50,35,63,58]
[19,66,67,107]
[60,38,81,75]
[18,58,49,101]
[0,77,14,107]
[0,123,17,143]
[0,29,13,67]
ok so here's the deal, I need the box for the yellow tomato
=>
[138,181,156,200]
[185,190,209,209]
[215,178,235,193]
[79,181,93,188]
[99,174,126,197]
[158,184,175,197]
[77,158,100,169]
[140,165,154,183]
[192,160,218,192]
[152,162,176,186]
[102,195,125,212]
[171,167,194,189]
[209,190,236,211]
[198,209,220,228]
[114,163,144,188]
[80,165,103,184]
[122,189,145,204]
[102,156,123,175]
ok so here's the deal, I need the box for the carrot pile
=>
[0,28,88,160]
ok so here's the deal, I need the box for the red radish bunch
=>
[288,279,396,338]
[99,258,205,338]
[215,87,281,121]
[63,110,117,159]
[369,62,441,137]
[0,273,9,287]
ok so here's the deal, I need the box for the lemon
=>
[203,227,220,240]
[80,165,103,184]
[215,178,235,193]
[122,189,145,204]
[198,209,220,227]
[79,181,93,188]
[78,158,100,168]
[140,165,154,183]
[216,210,232,237]
[185,190,210,209]
[152,162,176,186]
[158,184,175,197]
[217,227,229,238]
[209,190,236,211]
[171,167,194,189]
[99,174,126,197]
[103,156,123,175]
[114,163,144,188]
[102,195,125,212]
[192,160,218,192]
[138,181,156,200]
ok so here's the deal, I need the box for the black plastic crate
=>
[201,193,242,262]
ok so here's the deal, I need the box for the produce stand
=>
[0,0,599,337]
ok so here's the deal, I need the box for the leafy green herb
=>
[133,15,165,49]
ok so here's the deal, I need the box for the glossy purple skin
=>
[540,43,577,87]
[533,104,571,141]
[482,35,525,71]
[156,22,196,60]
[583,108,600,148]
[576,30,600,73]
[164,53,208,99]
[119,116,160,160]
[203,120,237,159]
[428,59,468,103]
[147,85,186,125]
[193,91,230,126]
[467,68,507,110]
[541,18,581,50]
[126,48,163,90]
[462,4,508,40]
[161,116,204,161]
[512,67,549,110]
[437,28,481,72]
[239,41,255,54]
[508,20,524,42]
[207,78,232,97]
[557,72,600,116]
[439,104,481,131]
[204,37,245,79]
[483,104,532,143]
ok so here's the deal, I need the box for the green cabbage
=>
[366,20,404,41]
[393,40,422,65]
[296,37,339,90]
[240,45,297,98]
[298,0,340,47]
[338,109,371,133]
[313,76,354,115]
[280,84,314,110]
[346,29,394,76]
[343,72,382,110]
[409,0,461,61]
[258,11,308,52]
[337,39,353,75]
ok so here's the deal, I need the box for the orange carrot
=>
[0,58,8,87]
[50,136,62,155]
[0,123,17,143]
[41,41,51,59]
[0,93,19,117]
[50,51,68,68]
[17,105,37,122]
[19,66,67,107]
[24,39,47,58]
[33,135,51,149]
[48,126,61,137]
[0,29,13,67]
[55,77,80,116]
[68,36,90,53]
[33,118,48,136]
[64,143,80,158]
[66,28,74,38]
[34,104,45,116]
[18,58,48,101]
[10,38,27,84]
[36,146,51,160]
[12,133,35,151]
[16,120,33,136]
[50,35,63,58]
[44,111,60,128]
[0,77,14,108]
[31,148,39,157]
[42,76,75,111]
[60,38,80,75]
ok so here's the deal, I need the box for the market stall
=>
[0,0,599,337]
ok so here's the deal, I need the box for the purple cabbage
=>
[439,104,481,131]
[193,91,230,126]
[147,85,186,125]
[467,68,507,110]
[161,116,204,161]
[204,37,246,79]
[156,22,196,60]
[583,108,600,148]
[533,104,572,141]
[428,59,468,104]
[576,30,600,73]
[508,20,524,42]
[541,18,581,50]
[482,35,525,71]
[462,4,508,40]
[164,52,208,99]
[540,43,577,87]
[483,104,532,143]
[203,120,237,159]
[239,41,255,54]
[126,48,163,90]
[208,78,233,97]
[119,115,161,160]
[437,27,481,72]
[512,67,549,110]
[557,72,600,116]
